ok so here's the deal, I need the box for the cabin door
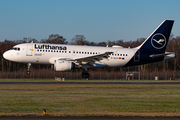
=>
[26,45,33,56]
[134,50,140,62]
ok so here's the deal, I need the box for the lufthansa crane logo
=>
[151,33,166,49]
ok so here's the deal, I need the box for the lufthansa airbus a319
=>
[3,20,176,78]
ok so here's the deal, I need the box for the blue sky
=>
[0,0,180,43]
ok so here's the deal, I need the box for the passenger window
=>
[62,51,64,53]
[65,51,66,53]
[69,51,71,53]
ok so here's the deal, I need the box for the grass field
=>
[0,79,180,117]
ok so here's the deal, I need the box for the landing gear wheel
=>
[81,72,90,79]
[81,65,89,79]
[26,71,30,75]
[26,63,31,75]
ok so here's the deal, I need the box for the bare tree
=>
[41,34,68,44]
[71,35,89,45]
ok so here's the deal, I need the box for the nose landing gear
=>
[26,63,31,75]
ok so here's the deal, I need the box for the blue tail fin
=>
[124,20,174,67]
[138,20,174,53]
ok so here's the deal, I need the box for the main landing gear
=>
[26,63,31,75]
[81,65,90,79]
[81,70,90,79]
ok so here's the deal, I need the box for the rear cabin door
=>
[134,51,140,62]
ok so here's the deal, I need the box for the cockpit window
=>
[11,47,20,51]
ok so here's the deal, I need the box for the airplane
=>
[3,20,175,79]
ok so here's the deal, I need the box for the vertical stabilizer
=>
[138,20,174,53]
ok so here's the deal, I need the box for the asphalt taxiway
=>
[0,116,180,120]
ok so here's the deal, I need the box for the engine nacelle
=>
[52,60,75,71]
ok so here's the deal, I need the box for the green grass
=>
[0,79,180,116]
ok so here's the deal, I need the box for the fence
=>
[0,69,180,80]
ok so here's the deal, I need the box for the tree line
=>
[1,34,180,74]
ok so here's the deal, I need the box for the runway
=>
[0,116,180,120]
[0,81,180,85]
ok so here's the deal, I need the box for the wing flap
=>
[72,52,113,65]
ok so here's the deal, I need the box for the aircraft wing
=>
[63,52,113,66]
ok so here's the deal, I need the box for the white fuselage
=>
[3,43,137,68]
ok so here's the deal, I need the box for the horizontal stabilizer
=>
[150,52,175,59]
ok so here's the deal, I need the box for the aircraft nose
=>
[3,50,20,62]
[3,51,10,60]
[3,50,12,61]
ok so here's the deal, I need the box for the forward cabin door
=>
[26,45,33,56]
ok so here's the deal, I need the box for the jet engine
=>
[52,60,75,71]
